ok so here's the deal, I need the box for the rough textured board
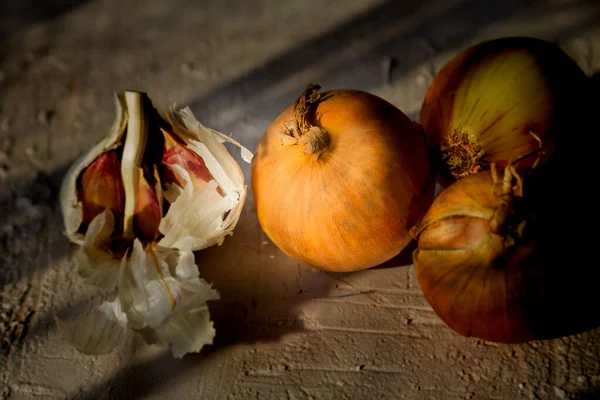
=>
[1,0,600,399]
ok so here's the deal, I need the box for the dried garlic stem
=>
[122,91,149,239]
[281,84,330,155]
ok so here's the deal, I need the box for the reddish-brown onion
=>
[420,36,587,184]
[410,163,600,343]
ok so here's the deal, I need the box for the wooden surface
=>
[1,0,600,398]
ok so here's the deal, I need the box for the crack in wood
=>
[309,325,426,338]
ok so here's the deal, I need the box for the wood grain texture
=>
[1,0,600,399]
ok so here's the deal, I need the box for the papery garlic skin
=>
[55,300,127,355]
[159,107,252,251]
[60,94,128,245]
[159,167,238,250]
[58,91,252,358]
[120,241,220,358]
[57,239,219,358]
[76,209,121,292]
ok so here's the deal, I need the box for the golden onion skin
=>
[251,88,435,272]
[411,168,600,344]
[420,36,587,183]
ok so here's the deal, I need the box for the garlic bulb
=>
[58,91,252,358]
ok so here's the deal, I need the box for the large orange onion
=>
[251,84,435,272]
[419,36,587,183]
[410,164,600,343]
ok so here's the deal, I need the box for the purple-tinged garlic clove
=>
[79,150,125,227]
[134,168,161,241]
[161,128,214,191]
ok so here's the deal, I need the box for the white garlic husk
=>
[60,94,128,245]
[57,91,252,358]
[157,106,253,250]
[57,215,220,358]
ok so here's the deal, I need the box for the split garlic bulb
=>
[57,91,252,358]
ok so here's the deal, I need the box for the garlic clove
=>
[60,94,128,244]
[160,107,251,251]
[55,299,127,355]
[75,208,121,292]
[79,150,125,227]
[161,128,213,191]
[134,168,161,241]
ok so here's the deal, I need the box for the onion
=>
[410,160,599,343]
[251,84,435,272]
[419,36,587,184]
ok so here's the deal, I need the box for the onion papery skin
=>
[419,36,587,184]
[251,87,435,272]
[411,168,600,344]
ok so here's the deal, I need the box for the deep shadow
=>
[73,334,294,400]
[73,351,188,400]
[0,161,70,224]
[0,162,77,357]
[553,8,600,46]
[543,70,600,339]
[0,163,70,276]
[186,0,599,136]
[191,204,332,347]
[371,240,418,270]
[0,0,92,43]
[0,162,73,286]
[572,388,600,400]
